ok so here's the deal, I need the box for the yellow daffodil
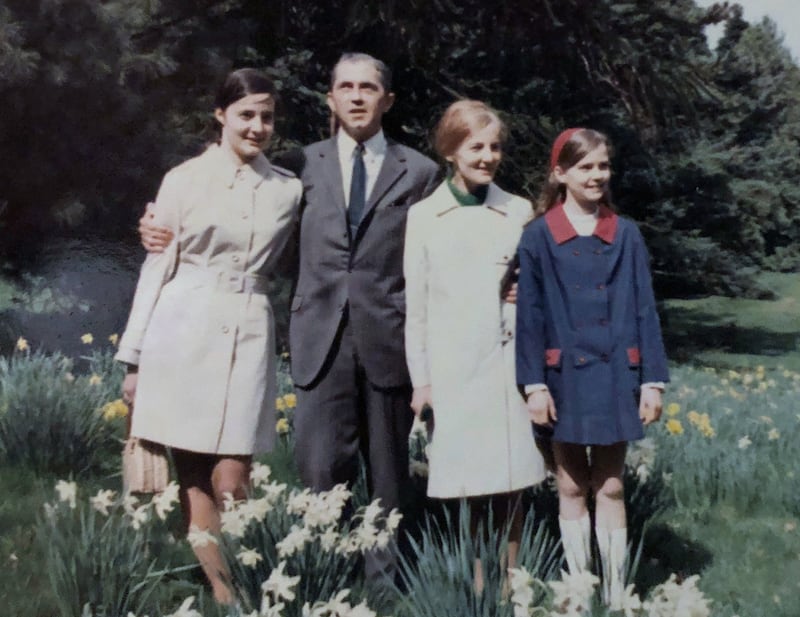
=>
[81,333,94,345]
[276,397,286,411]
[101,399,129,420]
[16,337,28,352]
[768,428,780,441]
[283,393,297,409]
[89,374,102,386]
[108,333,119,346]
[665,419,683,435]
[276,418,290,435]
[666,402,681,416]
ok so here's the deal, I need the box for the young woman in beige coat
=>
[116,68,302,604]
[404,100,545,591]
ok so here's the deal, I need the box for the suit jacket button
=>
[222,326,230,334]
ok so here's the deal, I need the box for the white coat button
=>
[222,326,230,334]
[232,255,240,263]
[242,213,249,219]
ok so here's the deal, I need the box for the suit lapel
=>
[363,140,407,218]
[317,138,347,212]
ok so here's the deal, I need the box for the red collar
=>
[544,202,618,244]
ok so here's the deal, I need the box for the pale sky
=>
[695,0,800,60]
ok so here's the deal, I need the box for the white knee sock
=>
[558,513,591,574]
[595,526,627,608]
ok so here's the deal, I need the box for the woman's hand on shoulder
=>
[139,202,174,252]
[526,389,557,426]
[639,386,663,425]
[410,386,433,417]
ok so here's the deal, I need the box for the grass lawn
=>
[0,272,798,615]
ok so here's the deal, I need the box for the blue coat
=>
[515,203,669,445]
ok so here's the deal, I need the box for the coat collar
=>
[432,182,513,217]
[544,202,618,244]
[210,144,271,189]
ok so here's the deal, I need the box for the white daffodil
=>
[55,480,77,509]
[319,526,340,552]
[250,462,272,488]
[239,496,273,522]
[90,489,116,516]
[187,525,218,548]
[220,509,247,538]
[236,546,263,568]
[261,560,300,602]
[644,574,711,617]
[386,508,402,532]
[151,481,180,520]
[123,493,140,515]
[738,435,752,449]
[129,504,151,531]
[164,596,202,617]
[507,567,536,615]
[276,524,313,557]
[549,569,599,612]
[362,499,383,525]
[259,595,286,617]
[287,488,313,516]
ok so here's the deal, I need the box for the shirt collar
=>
[212,144,271,189]
[544,202,618,244]
[336,128,387,161]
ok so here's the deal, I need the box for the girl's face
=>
[215,93,275,165]
[555,144,611,209]
[448,122,503,193]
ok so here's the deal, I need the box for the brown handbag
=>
[122,437,170,494]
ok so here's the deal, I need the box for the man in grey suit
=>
[290,54,438,571]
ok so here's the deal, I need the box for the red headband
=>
[550,127,584,171]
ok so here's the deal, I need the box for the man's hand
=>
[504,281,518,304]
[639,386,663,425]
[410,385,433,417]
[139,202,174,252]
[526,389,557,426]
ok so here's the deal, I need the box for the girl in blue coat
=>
[516,128,668,607]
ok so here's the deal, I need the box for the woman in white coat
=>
[404,100,545,590]
[116,68,302,604]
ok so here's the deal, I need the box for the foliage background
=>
[1,0,799,298]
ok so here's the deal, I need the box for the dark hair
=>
[330,53,392,92]
[535,128,615,216]
[433,100,507,160]
[214,68,277,110]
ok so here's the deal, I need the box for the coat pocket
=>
[545,348,562,368]
[627,347,641,366]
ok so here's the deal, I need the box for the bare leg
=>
[174,450,250,605]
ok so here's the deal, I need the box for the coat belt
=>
[175,263,269,294]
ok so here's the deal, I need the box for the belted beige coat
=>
[116,145,302,455]
[404,182,546,498]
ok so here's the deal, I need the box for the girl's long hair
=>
[534,128,615,217]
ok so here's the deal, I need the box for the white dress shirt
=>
[336,129,387,206]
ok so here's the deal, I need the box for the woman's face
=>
[215,93,275,165]
[555,144,611,209]
[448,122,503,193]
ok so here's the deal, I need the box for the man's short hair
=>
[330,53,392,92]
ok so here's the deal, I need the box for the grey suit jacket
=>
[288,136,439,389]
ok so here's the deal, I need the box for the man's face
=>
[327,60,395,142]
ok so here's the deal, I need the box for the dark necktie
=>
[348,143,366,236]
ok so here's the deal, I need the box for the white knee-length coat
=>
[116,145,302,455]
[404,182,546,498]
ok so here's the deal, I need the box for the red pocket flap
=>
[545,348,561,367]
[627,347,641,365]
